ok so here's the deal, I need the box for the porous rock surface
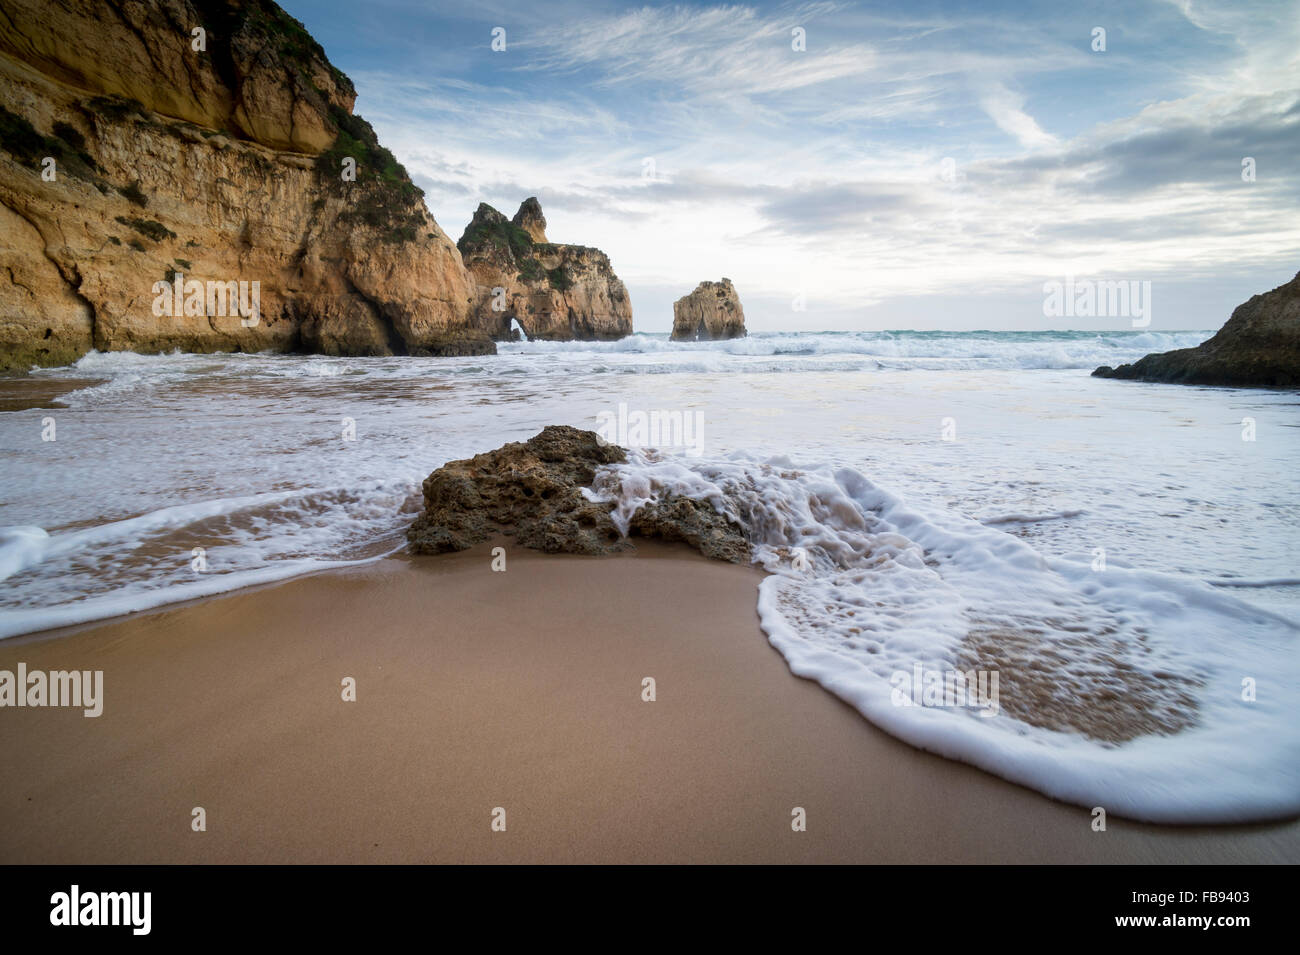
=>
[406,426,750,563]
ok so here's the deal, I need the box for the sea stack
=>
[670,279,746,341]
[511,197,548,243]
[1093,270,1300,388]
[457,198,632,342]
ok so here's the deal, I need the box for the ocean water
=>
[2,329,1298,822]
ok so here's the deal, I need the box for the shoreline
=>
[1,541,1296,864]
[0,375,106,412]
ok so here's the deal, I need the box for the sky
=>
[281,0,1300,332]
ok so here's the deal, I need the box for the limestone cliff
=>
[511,196,547,244]
[0,0,493,372]
[1093,270,1300,388]
[670,278,746,341]
[457,199,632,342]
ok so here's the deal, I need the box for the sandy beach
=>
[4,0,1299,891]
[1,539,1294,864]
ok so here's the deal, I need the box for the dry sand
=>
[0,540,1295,863]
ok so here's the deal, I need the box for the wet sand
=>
[0,375,102,412]
[0,540,1295,863]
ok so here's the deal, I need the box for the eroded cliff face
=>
[670,278,745,341]
[0,0,492,371]
[457,199,633,342]
[1093,270,1300,388]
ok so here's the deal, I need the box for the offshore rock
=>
[670,278,746,341]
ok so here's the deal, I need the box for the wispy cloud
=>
[287,0,1300,330]
[976,82,1059,150]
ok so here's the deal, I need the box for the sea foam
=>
[0,482,413,639]
[587,450,1300,823]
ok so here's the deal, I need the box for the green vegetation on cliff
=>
[547,266,574,292]
[458,213,536,260]
[0,105,99,180]
[114,216,177,243]
[458,206,577,290]
[315,105,426,243]
[186,0,424,244]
